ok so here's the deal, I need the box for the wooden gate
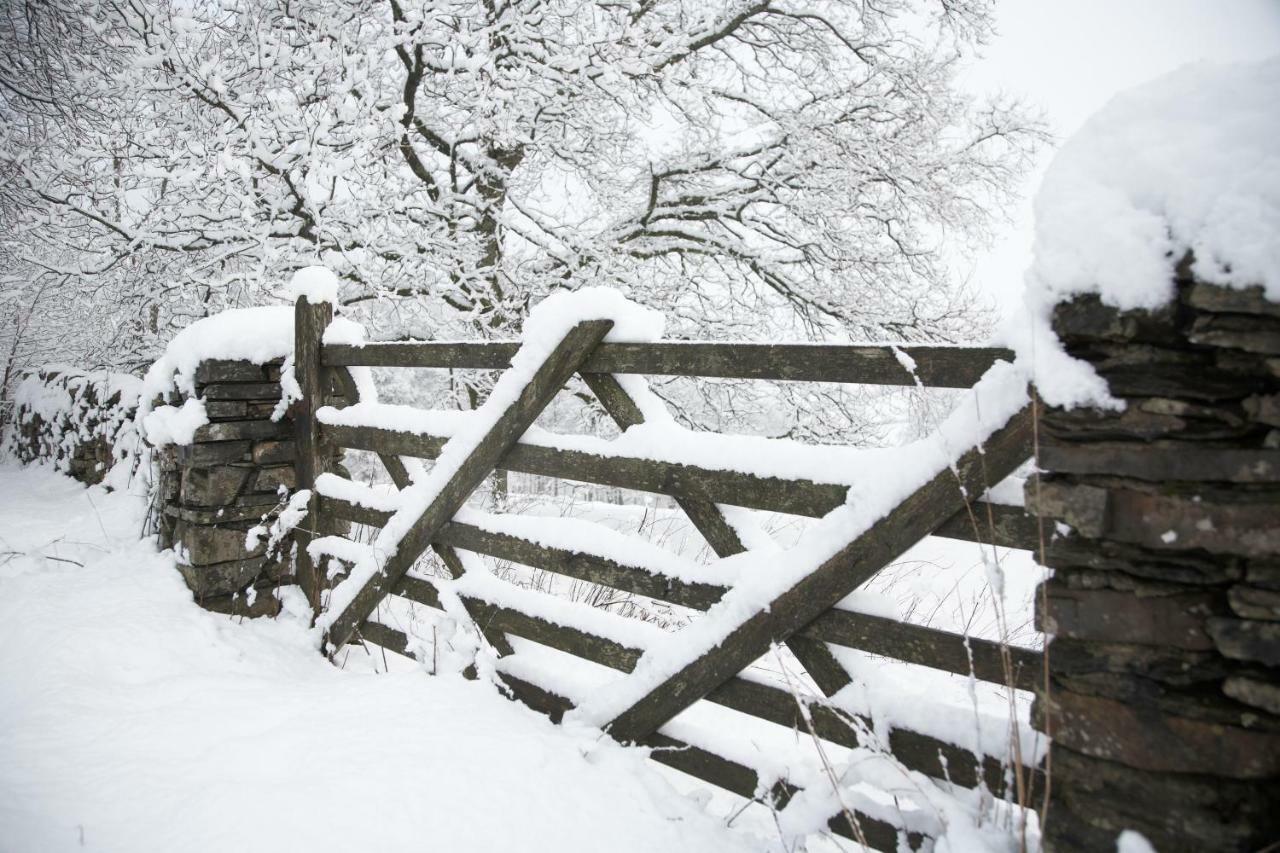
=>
[293,296,1044,850]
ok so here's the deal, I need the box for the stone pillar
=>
[155,359,296,617]
[1028,274,1280,850]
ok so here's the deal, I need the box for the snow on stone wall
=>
[1020,56,1280,853]
[1,367,143,485]
[1015,57,1280,408]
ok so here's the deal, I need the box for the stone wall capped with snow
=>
[152,359,296,616]
[1019,58,1280,853]
[1018,57,1279,410]
[1029,274,1280,851]
[2,367,142,485]
[149,357,347,617]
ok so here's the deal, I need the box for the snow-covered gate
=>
[295,294,1044,850]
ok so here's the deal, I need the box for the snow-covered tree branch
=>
[1,0,1044,435]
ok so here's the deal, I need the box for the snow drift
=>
[1015,57,1280,407]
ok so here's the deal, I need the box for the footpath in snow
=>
[0,463,765,853]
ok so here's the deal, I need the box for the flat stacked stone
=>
[1028,268,1280,850]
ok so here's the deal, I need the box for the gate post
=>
[1027,275,1280,850]
[293,295,333,618]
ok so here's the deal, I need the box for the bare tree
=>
[1,0,1043,437]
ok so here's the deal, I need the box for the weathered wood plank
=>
[392,573,442,608]
[392,574,644,672]
[322,496,393,528]
[323,420,1035,550]
[482,669,778,811]
[639,730,777,803]
[603,405,1035,742]
[426,522,1043,692]
[294,296,333,616]
[490,672,911,849]
[323,492,709,600]
[351,626,783,812]
[702,676,1038,799]
[435,518,727,610]
[491,603,642,671]
[320,421,850,516]
[432,543,517,656]
[334,367,515,656]
[804,610,1043,692]
[321,493,721,607]
[646,733,916,849]
[493,669,576,721]
[932,502,1040,551]
[323,319,615,650]
[328,545,513,658]
[331,366,415,490]
[324,341,1012,388]
[357,618,411,653]
[322,494,1037,616]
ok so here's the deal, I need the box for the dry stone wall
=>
[2,367,141,485]
[6,357,343,619]
[153,359,298,617]
[152,358,346,618]
[1028,272,1280,851]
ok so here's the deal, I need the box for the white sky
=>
[958,0,1280,319]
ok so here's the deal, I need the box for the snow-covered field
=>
[0,458,1046,853]
[0,463,773,853]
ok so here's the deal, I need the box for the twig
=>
[0,549,85,567]
[1030,392,1053,836]
[771,645,869,849]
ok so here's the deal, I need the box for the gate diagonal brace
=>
[601,404,1035,744]
[330,367,514,658]
[322,319,615,651]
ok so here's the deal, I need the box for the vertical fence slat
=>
[294,296,333,618]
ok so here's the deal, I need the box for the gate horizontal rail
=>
[322,492,1041,692]
[354,564,1043,786]
[323,341,1013,387]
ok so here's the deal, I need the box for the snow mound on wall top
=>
[1029,57,1280,308]
[136,305,293,445]
[2,367,144,478]
[139,306,294,404]
[1016,57,1280,407]
[12,367,142,422]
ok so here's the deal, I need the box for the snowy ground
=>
[0,464,773,853]
[0,459,1043,853]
